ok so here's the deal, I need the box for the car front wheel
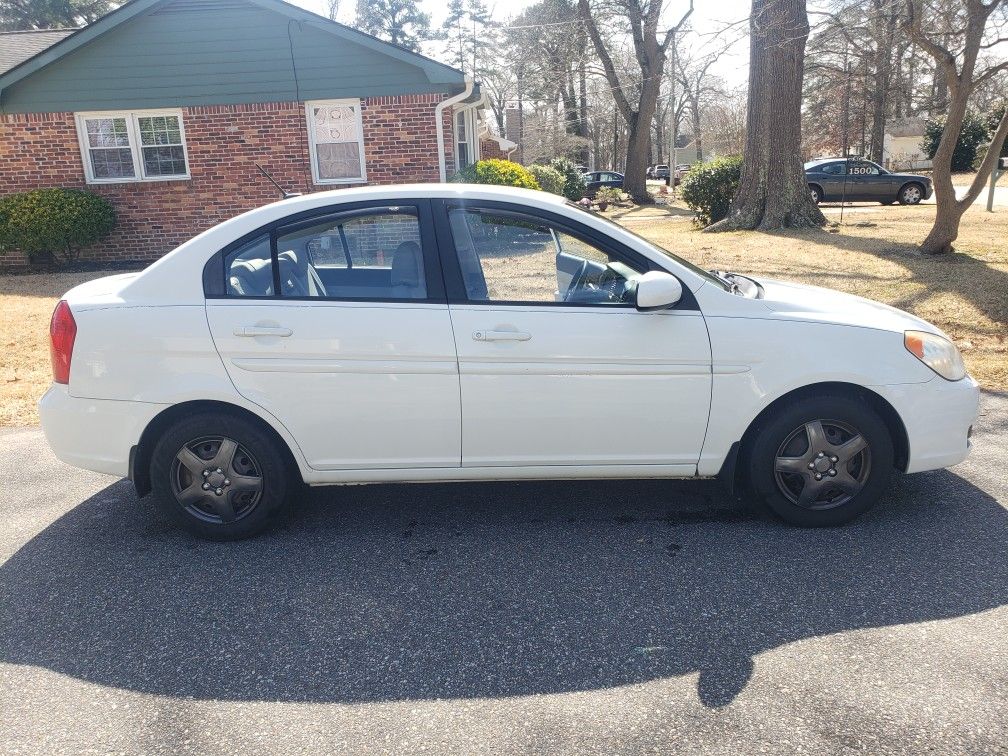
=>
[745,395,894,527]
[899,183,924,205]
[150,412,289,540]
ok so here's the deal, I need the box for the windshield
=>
[565,201,731,290]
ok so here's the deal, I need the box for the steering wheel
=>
[564,259,591,302]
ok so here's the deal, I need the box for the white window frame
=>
[74,108,191,184]
[305,99,367,185]
[454,106,481,172]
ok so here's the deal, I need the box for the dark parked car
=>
[583,170,624,198]
[805,158,933,205]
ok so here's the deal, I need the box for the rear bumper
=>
[38,385,166,477]
[874,375,980,474]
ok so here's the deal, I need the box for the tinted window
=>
[447,208,644,305]
[226,234,274,297]
[820,162,847,175]
[275,208,427,299]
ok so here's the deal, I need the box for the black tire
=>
[150,412,289,540]
[744,394,894,527]
[898,182,924,205]
[809,185,822,205]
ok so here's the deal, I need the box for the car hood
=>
[755,277,945,337]
[887,172,931,182]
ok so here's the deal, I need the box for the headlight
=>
[905,330,966,381]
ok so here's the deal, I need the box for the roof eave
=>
[0,0,469,100]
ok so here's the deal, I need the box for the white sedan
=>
[40,185,979,539]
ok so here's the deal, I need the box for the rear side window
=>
[226,234,273,297]
[275,207,427,299]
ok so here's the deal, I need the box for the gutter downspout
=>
[436,75,474,182]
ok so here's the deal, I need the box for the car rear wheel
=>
[809,185,821,205]
[745,395,894,527]
[151,412,289,540]
[899,183,924,205]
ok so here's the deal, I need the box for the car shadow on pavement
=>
[1,470,1005,708]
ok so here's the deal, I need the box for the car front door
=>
[434,200,712,472]
[848,161,891,200]
[205,200,461,471]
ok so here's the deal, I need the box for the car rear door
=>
[849,161,891,200]
[433,199,712,472]
[204,200,461,472]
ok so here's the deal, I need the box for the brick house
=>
[0,0,514,269]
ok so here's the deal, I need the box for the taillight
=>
[50,300,76,385]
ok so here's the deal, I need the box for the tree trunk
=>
[707,0,825,231]
[921,104,1008,254]
[692,99,702,161]
[868,2,896,164]
[919,202,966,255]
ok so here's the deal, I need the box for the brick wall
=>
[0,93,457,270]
[479,135,512,161]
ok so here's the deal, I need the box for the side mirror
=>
[635,271,683,311]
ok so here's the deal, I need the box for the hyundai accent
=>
[40,185,979,539]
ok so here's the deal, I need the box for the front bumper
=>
[874,375,980,474]
[38,385,166,477]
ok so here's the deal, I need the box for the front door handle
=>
[473,329,532,342]
[234,326,293,337]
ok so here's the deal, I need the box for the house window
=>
[456,110,471,171]
[74,109,189,183]
[306,100,367,184]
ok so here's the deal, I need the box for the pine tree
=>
[354,0,431,53]
[0,0,118,30]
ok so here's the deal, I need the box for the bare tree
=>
[904,0,1008,254]
[327,0,340,21]
[709,0,826,230]
[676,43,731,161]
[703,84,747,156]
[577,0,694,202]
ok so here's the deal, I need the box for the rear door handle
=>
[473,329,532,342]
[234,326,293,337]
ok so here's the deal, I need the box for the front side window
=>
[275,207,426,299]
[306,100,366,184]
[447,208,644,305]
[820,162,847,175]
[75,110,189,183]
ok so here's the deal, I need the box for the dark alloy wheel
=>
[151,412,289,540]
[746,395,894,527]
[171,435,263,524]
[773,419,871,509]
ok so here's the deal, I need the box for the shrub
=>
[679,156,743,226]
[594,186,624,206]
[547,157,587,201]
[528,164,566,196]
[977,103,1008,168]
[0,188,116,267]
[450,159,540,190]
[921,111,989,172]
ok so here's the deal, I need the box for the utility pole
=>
[669,29,678,196]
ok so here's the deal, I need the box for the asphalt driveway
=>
[1,395,1006,754]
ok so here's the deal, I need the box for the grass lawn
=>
[1,202,1006,426]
